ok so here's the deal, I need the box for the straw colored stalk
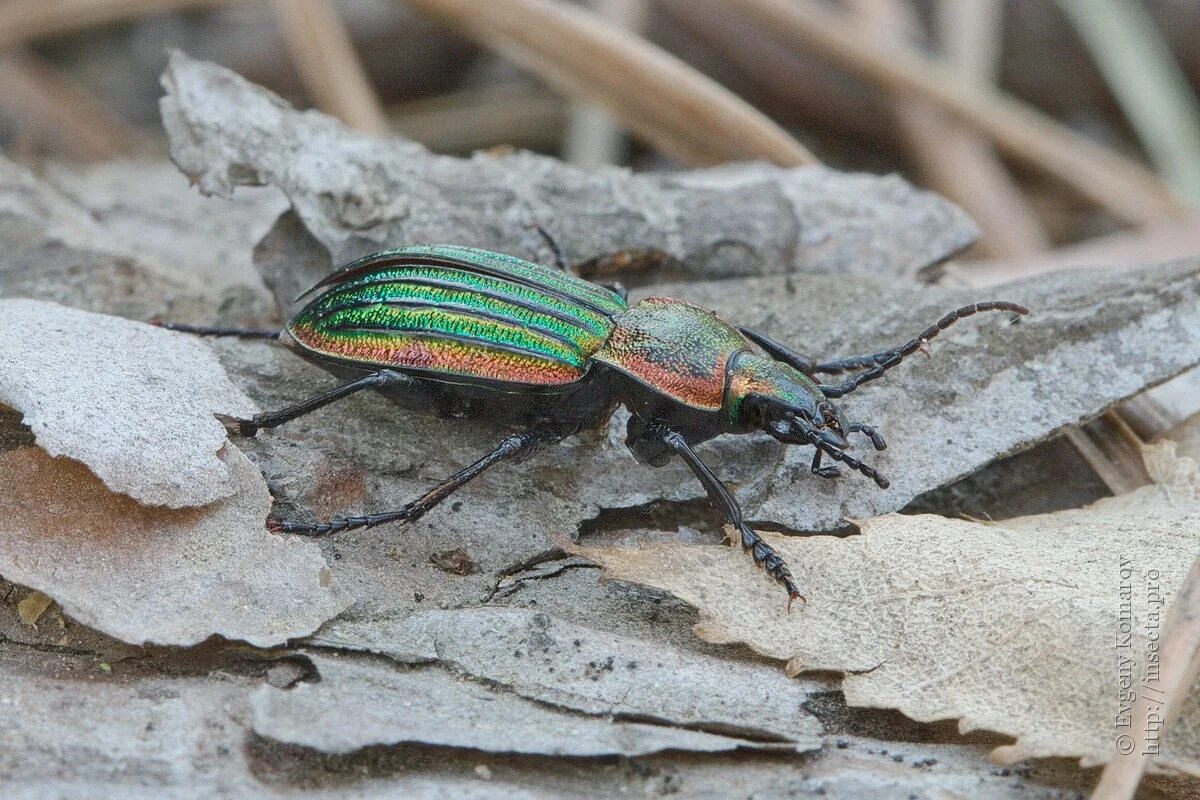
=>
[726,0,1191,225]
[397,0,815,167]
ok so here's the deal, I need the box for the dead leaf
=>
[0,446,351,647]
[0,299,258,508]
[572,443,1200,773]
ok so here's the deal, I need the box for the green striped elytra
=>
[169,244,1027,604]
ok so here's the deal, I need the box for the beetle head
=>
[727,352,846,444]
[727,352,889,488]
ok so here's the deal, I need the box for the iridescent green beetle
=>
[169,244,1026,603]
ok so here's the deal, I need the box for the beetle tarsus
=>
[651,422,802,602]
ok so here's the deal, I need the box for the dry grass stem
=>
[270,0,388,136]
[728,0,1191,225]
[399,0,815,167]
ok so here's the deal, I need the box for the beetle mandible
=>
[167,243,1027,604]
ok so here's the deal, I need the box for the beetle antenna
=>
[817,301,1028,398]
[530,223,568,271]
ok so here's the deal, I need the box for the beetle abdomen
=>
[288,247,625,387]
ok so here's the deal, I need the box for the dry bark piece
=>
[0,446,351,647]
[252,651,799,756]
[0,155,273,325]
[0,299,258,508]
[571,443,1200,772]
[0,645,257,799]
[159,51,977,286]
[313,605,823,746]
[42,159,286,298]
[0,640,1092,800]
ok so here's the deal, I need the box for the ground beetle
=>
[167,242,1026,604]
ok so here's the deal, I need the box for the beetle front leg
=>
[648,422,803,606]
[272,428,556,536]
[811,449,840,479]
[231,369,414,437]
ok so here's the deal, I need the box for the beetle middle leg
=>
[272,428,556,536]
[230,369,415,437]
[648,421,803,605]
[154,322,283,339]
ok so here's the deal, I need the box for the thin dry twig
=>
[726,0,1191,225]
[661,0,883,141]
[270,0,389,135]
[0,48,153,161]
[933,0,1003,78]
[562,0,646,167]
[399,0,815,167]
[389,83,565,154]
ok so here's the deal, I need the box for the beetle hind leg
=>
[272,428,554,536]
[229,369,414,437]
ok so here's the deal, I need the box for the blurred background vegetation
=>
[4,0,1200,270]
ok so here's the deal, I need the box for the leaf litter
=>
[573,440,1200,773]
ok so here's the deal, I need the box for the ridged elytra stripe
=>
[307,271,610,338]
[320,304,584,366]
[331,255,621,315]
[313,297,591,354]
[297,247,626,316]
[321,324,582,369]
